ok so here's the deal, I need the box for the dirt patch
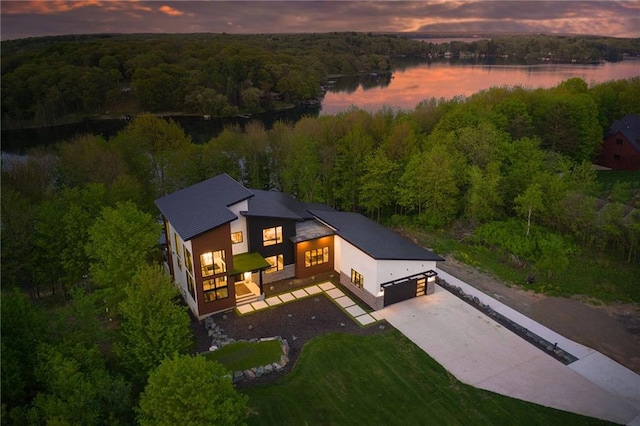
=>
[438,256,640,374]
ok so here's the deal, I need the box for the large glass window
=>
[305,247,329,267]
[351,269,364,289]
[184,247,194,273]
[174,233,182,269]
[200,250,226,277]
[186,271,195,299]
[231,231,243,244]
[265,254,284,274]
[263,226,283,246]
[203,276,229,302]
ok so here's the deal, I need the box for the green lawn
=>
[203,340,282,372]
[243,332,610,425]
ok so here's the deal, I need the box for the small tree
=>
[138,354,248,425]
[86,201,160,291]
[115,265,194,379]
[514,183,545,237]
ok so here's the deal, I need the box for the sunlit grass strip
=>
[243,331,610,425]
[203,340,282,372]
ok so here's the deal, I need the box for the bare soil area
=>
[437,256,640,374]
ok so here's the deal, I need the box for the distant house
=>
[596,114,640,171]
[155,174,444,319]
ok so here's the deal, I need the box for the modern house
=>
[155,173,444,319]
[596,114,640,171]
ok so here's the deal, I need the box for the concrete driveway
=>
[378,284,640,425]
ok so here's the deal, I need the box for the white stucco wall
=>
[335,236,438,298]
[166,222,198,314]
[376,259,438,289]
[335,238,380,296]
[228,200,249,255]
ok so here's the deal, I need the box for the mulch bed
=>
[189,275,387,387]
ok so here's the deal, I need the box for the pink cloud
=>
[158,5,184,17]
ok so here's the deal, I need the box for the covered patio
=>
[230,252,270,303]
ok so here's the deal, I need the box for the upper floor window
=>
[200,250,226,277]
[231,231,243,244]
[263,226,283,246]
[184,247,194,274]
[351,269,364,289]
[616,139,623,146]
[305,247,329,267]
[265,254,284,274]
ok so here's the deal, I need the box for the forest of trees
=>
[2,33,640,424]
[2,32,639,128]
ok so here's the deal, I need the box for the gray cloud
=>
[1,1,638,40]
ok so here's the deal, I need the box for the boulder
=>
[233,371,244,383]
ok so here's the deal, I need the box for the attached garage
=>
[381,270,437,307]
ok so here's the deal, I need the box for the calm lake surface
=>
[319,59,640,115]
[2,59,639,152]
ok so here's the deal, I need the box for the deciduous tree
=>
[115,265,194,379]
[86,201,160,291]
[137,354,248,425]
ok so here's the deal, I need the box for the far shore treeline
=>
[2,32,639,129]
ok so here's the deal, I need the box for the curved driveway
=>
[378,270,640,425]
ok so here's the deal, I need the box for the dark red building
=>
[596,114,640,170]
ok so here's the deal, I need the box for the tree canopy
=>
[137,354,248,426]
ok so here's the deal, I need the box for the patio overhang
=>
[229,252,270,275]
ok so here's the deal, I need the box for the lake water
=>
[319,59,640,115]
[2,59,639,152]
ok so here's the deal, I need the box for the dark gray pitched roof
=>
[245,189,335,220]
[155,174,253,240]
[607,114,640,153]
[310,210,444,261]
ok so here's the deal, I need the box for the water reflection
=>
[3,60,638,152]
[319,59,640,115]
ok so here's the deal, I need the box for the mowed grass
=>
[203,340,282,372]
[243,331,610,425]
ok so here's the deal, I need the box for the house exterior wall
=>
[190,224,236,318]
[376,259,438,287]
[263,264,295,284]
[164,221,200,316]
[228,200,249,255]
[294,235,335,279]
[246,216,297,265]
[334,237,380,304]
[597,132,640,170]
[334,237,439,310]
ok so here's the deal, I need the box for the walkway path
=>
[235,281,385,326]
[380,268,640,425]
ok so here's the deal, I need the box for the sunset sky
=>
[1,1,639,41]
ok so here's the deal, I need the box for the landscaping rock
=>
[264,364,273,374]
[233,371,244,383]
[280,355,289,366]
[255,366,264,377]
[244,369,255,380]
